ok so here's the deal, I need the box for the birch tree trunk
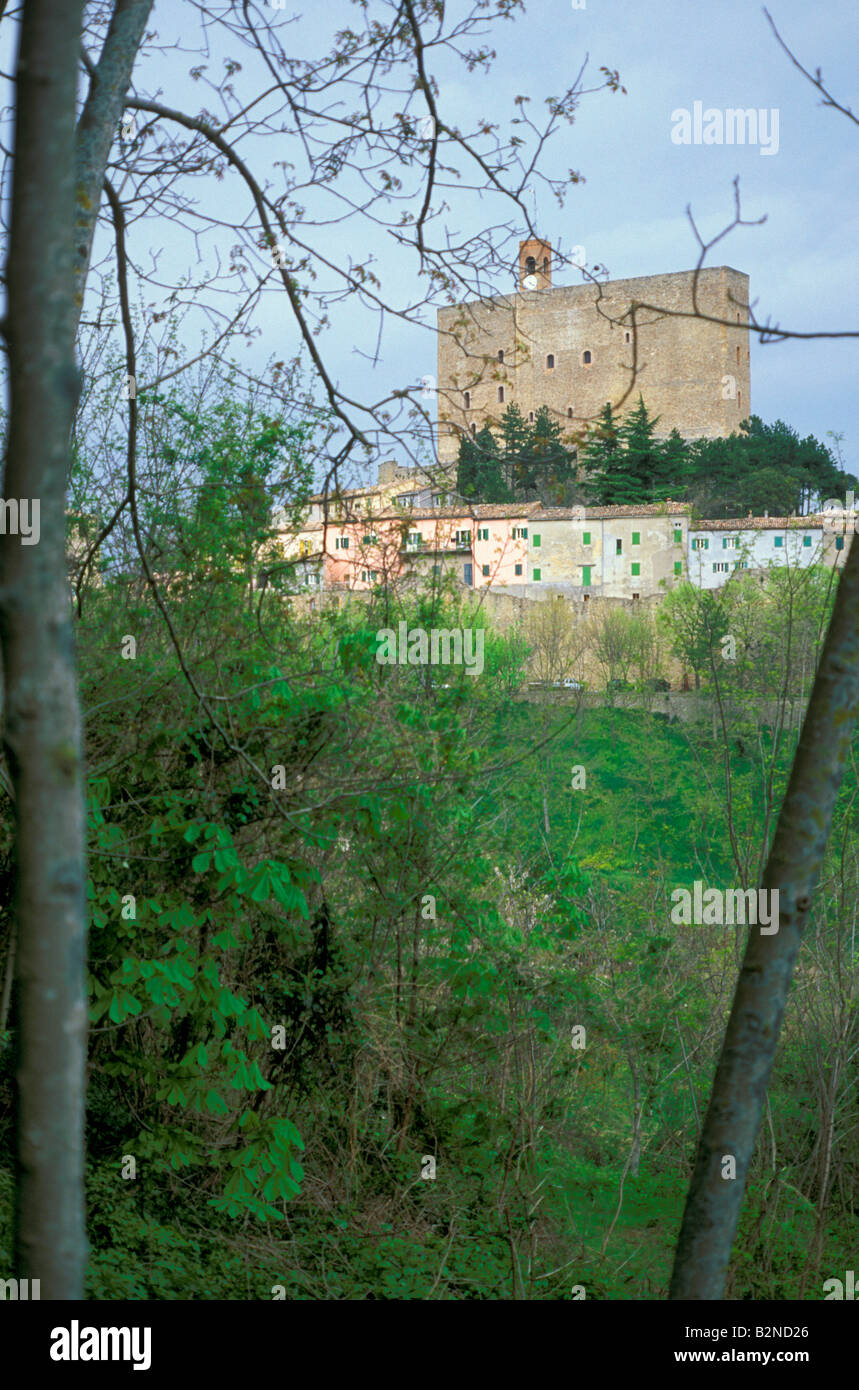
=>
[1,0,153,1299]
[2,0,87,1298]
[670,534,859,1298]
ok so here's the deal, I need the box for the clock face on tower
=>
[523,274,538,290]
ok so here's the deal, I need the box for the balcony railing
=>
[400,540,471,555]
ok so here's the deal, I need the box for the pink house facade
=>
[278,504,545,592]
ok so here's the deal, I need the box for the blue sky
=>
[4,0,855,485]
[273,0,857,479]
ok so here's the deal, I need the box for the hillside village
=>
[276,468,851,603]
[6,0,857,1322]
[272,240,851,616]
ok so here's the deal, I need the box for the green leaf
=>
[250,867,271,902]
[205,1088,229,1115]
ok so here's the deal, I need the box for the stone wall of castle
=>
[436,262,751,463]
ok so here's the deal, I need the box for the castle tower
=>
[436,238,751,464]
[519,237,552,291]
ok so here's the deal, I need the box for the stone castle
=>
[435,237,751,464]
[274,243,851,608]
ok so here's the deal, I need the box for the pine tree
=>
[456,404,575,504]
[659,428,690,500]
[584,397,687,505]
[583,401,639,505]
[456,424,510,502]
[500,403,531,495]
[680,417,855,519]
[525,406,575,501]
[617,395,666,502]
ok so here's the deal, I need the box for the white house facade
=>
[687,515,849,590]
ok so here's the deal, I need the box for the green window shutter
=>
[582,565,591,587]
[803,536,812,547]
[774,536,783,547]
[533,534,541,547]
[836,537,844,550]
[631,562,640,576]
[722,537,728,549]
[674,560,682,575]
[674,528,682,544]
[532,568,541,581]
[514,563,522,575]
[582,531,591,545]
[481,564,489,577]
[632,531,640,545]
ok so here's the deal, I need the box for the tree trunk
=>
[74,0,156,320]
[670,534,859,1299]
[627,1052,642,1178]
[2,0,87,1298]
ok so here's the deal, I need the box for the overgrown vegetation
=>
[2,385,855,1299]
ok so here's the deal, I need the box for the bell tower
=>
[518,237,552,291]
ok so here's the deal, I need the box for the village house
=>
[511,503,689,600]
[687,514,851,590]
[273,495,693,599]
[289,458,459,528]
[273,498,854,600]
